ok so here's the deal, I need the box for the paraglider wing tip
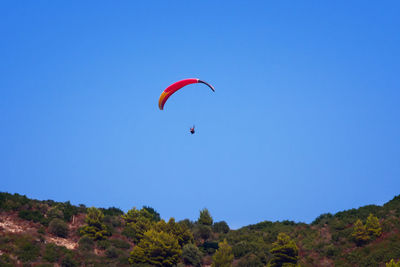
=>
[198,80,215,92]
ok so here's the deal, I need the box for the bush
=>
[105,247,119,258]
[16,237,40,262]
[97,239,111,250]
[43,243,68,262]
[237,253,264,267]
[49,218,69,238]
[18,209,46,224]
[78,236,94,251]
[61,253,78,267]
[110,238,131,249]
[182,243,203,267]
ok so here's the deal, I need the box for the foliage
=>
[311,213,333,225]
[194,224,213,242]
[122,207,158,243]
[198,208,213,226]
[49,218,69,237]
[154,218,194,247]
[129,229,182,266]
[78,236,95,251]
[15,235,40,262]
[18,209,47,225]
[268,233,299,267]
[142,206,161,222]
[387,259,400,267]
[237,253,264,267]
[212,239,234,267]
[182,243,203,267]
[110,238,131,249]
[213,221,230,234]
[43,243,68,262]
[365,213,382,238]
[105,247,119,258]
[61,253,78,267]
[352,219,370,246]
[101,206,124,216]
[79,207,110,240]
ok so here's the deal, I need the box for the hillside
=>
[0,192,399,266]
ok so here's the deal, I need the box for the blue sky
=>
[1,1,399,229]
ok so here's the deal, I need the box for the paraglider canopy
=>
[158,78,214,110]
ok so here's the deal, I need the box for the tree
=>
[387,259,400,267]
[182,243,203,267]
[193,224,212,242]
[351,219,370,246]
[212,239,234,267]
[122,207,157,243]
[79,207,110,240]
[365,213,382,238]
[198,208,213,226]
[129,229,182,267]
[213,221,230,234]
[268,233,299,267]
[154,218,194,247]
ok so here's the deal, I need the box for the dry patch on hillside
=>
[0,213,37,234]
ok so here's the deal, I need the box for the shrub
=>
[18,209,46,224]
[97,239,111,250]
[43,243,68,262]
[16,237,40,262]
[105,247,119,259]
[237,253,264,267]
[49,218,69,238]
[182,243,203,267]
[78,236,94,251]
[61,253,77,267]
[110,238,131,249]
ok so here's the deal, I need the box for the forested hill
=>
[0,192,400,267]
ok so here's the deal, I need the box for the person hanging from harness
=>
[190,125,195,134]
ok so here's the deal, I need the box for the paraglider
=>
[158,78,215,110]
[159,78,214,135]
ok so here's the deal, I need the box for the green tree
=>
[387,259,400,267]
[213,221,230,234]
[122,207,156,243]
[198,208,213,226]
[79,207,110,240]
[194,224,212,242]
[351,219,370,246]
[129,229,182,267]
[212,239,234,267]
[268,233,299,267]
[182,243,203,267]
[154,218,194,247]
[365,213,382,238]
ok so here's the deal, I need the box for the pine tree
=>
[365,213,382,238]
[386,259,400,267]
[79,207,110,240]
[198,208,213,226]
[212,239,234,267]
[351,219,370,246]
[268,233,299,267]
[129,229,182,267]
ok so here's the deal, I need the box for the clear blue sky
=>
[1,1,399,229]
